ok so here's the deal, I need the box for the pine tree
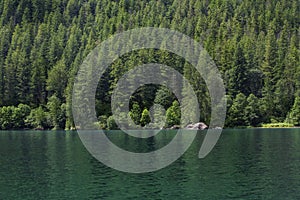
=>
[4,25,22,105]
[227,43,248,96]
[244,94,261,127]
[166,101,181,128]
[286,97,300,126]
[227,93,247,127]
[0,26,12,106]
[129,103,141,125]
[30,23,50,106]
[16,26,32,105]
[154,86,175,109]
[140,108,151,127]
[46,60,68,100]
[261,23,278,118]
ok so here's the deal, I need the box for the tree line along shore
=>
[0,0,299,130]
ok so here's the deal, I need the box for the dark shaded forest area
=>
[0,0,299,130]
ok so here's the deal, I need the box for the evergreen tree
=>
[129,103,141,125]
[227,93,247,127]
[227,43,248,96]
[0,26,12,106]
[46,60,68,100]
[140,108,151,127]
[286,97,300,126]
[154,86,175,109]
[244,94,261,127]
[3,25,23,105]
[166,101,181,128]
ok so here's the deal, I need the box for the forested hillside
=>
[0,0,299,130]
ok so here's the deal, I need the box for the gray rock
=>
[213,127,222,130]
[170,125,181,129]
[185,122,208,130]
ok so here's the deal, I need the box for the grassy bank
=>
[261,123,295,128]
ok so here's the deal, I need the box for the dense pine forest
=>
[0,0,299,130]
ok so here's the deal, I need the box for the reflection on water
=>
[0,129,299,199]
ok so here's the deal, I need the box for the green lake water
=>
[0,129,299,199]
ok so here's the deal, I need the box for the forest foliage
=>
[0,0,299,129]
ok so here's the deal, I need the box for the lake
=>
[0,129,299,199]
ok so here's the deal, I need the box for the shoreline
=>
[0,126,299,131]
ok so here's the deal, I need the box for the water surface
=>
[0,129,299,199]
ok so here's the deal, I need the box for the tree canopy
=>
[0,0,299,129]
